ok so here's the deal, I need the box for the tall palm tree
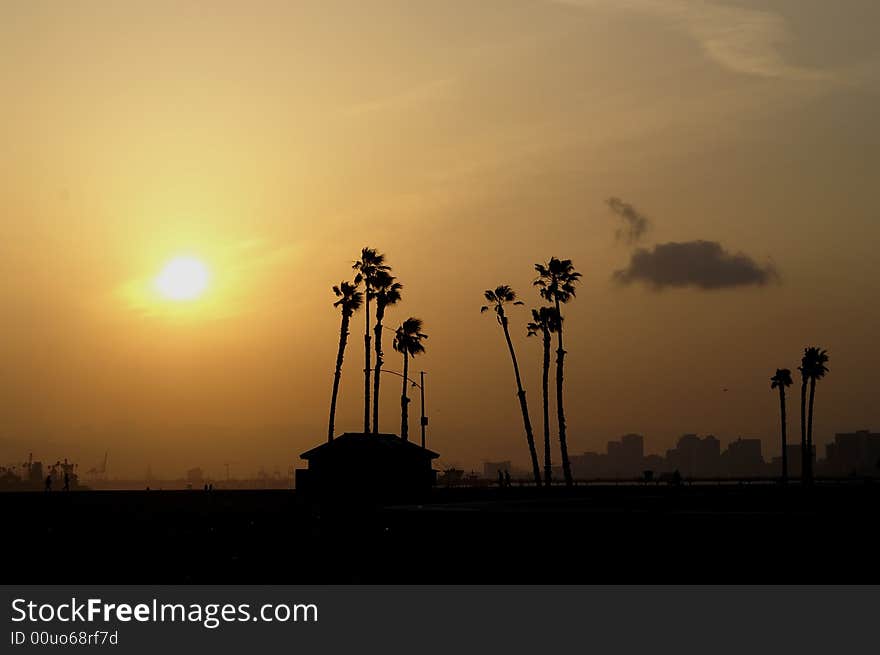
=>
[392,317,427,441]
[352,247,390,434]
[798,362,808,481]
[327,281,363,441]
[799,347,829,484]
[371,270,403,434]
[770,368,793,483]
[533,258,581,487]
[528,306,560,486]
[482,286,541,486]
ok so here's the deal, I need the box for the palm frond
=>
[352,247,392,290]
[481,284,526,323]
[770,368,793,389]
[393,317,429,357]
[800,346,830,380]
[374,272,404,308]
[332,280,363,313]
[533,257,581,304]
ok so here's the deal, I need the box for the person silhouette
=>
[497,470,504,488]
[63,470,70,492]
[44,475,52,492]
[504,470,511,488]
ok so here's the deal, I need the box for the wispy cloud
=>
[607,196,650,244]
[552,0,830,81]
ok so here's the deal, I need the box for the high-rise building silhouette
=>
[666,434,720,478]
[721,438,764,478]
[824,430,880,476]
[771,444,814,478]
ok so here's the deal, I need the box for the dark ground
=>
[2,483,877,583]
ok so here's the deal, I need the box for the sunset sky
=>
[2,0,878,478]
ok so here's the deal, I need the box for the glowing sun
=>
[154,256,211,301]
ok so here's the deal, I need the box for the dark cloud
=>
[613,240,779,290]
[607,196,650,244]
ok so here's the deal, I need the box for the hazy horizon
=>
[2,0,879,478]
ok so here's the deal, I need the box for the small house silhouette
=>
[296,432,439,503]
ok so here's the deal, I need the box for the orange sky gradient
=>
[2,0,879,477]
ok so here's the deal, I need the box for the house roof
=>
[300,432,440,460]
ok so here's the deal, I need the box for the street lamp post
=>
[372,367,428,449]
[377,324,428,448]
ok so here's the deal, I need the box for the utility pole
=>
[420,370,427,449]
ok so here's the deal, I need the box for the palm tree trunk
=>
[363,295,371,434]
[372,306,385,434]
[800,377,807,483]
[501,318,541,486]
[400,350,410,441]
[542,331,552,486]
[806,377,817,484]
[328,313,351,442]
[554,298,572,487]
[778,386,787,483]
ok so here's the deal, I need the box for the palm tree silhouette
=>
[393,317,427,441]
[799,347,829,484]
[482,286,541,486]
[371,270,403,434]
[528,306,560,486]
[328,281,363,441]
[533,258,581,487]
[770,368,793,483]
[353,248,391,434]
